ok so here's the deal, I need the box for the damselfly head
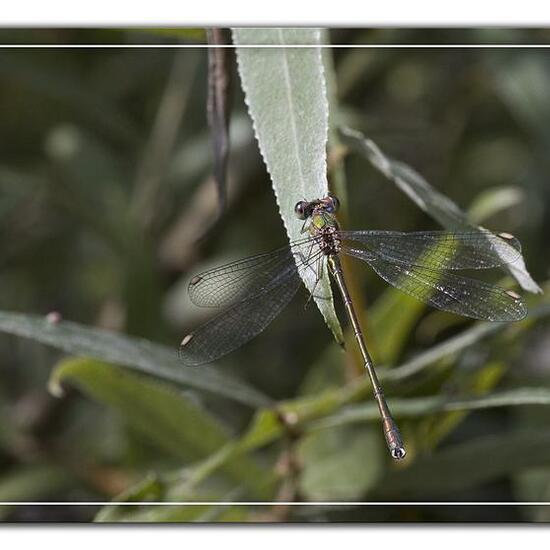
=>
[295,194,340,220]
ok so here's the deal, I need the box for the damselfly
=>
[179,194,526,460]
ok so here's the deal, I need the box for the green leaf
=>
[99,472,164,509]
[468,185,525,224]
[379,430,550,497]
[377,299,550,383]
[298,424,384,500]
[95,473,247,522]
[240,386,358,452]
[99,505,205,523]
[384,314,527,382]
[0,310,270,408]
[232,28,343,344]
[369,288,426,366]
[340,126,542,294]
[97,500,248,523]
[50,358,225,460]
[311,387,550,431]
[49,358,269,497]
[416,360,506,451]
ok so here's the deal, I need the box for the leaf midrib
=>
[277,28,307,198]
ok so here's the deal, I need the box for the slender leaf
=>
[50,358,269,497]
[98,500,247,523]
[94,473,165,521]
[379,300,550,382]
[417,361,507,451]
[233,27,343,343]
[0,310,271,408]
[340,126,542,294]
[383,322,504,381]
[311,387,550,431]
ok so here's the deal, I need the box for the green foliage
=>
[0,311,269,407]
[369,289,426,365]
[298,425,384,500]
[49,358,267,492]
[313,387,550,430]
[1,27,550,523]
[340,126,541,294]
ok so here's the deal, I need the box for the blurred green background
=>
[1,28,550,522]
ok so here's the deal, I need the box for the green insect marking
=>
[309,211,338,235]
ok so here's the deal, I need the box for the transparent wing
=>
[188,237,316,308]
[179,263,303,366]
[338,230,521,271]
[343,245,527,322]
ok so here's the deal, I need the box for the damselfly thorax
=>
[297,195,343,257]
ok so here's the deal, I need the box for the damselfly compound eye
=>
[327,194,340,212]
[294,201,308,220]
